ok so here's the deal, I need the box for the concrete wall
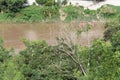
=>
[27,0,38,5]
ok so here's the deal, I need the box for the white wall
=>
[27,0,38,5]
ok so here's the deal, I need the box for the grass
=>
[0,5,120,23]
[0,5,60,23]
[98,4,120,20]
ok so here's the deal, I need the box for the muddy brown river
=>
[0,22,104,52]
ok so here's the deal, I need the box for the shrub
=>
[19,39,77,80]
[104,21,120,41]
[42,5,59,19]
[36,0,47,5]
[110,31,120,51]
[84,9,96,16]
[98,4,117,17]
[20,6,45,22]
[63,5,84,21]
[62,0,67,5]
[36,0,56,6]
[0,0,26,13]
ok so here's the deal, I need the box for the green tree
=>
[20,39,77,80]
[0,39,10,63]
[0,0,26,13]
[0,38,12,79]
[104,20,120,41]
[88,39,120,80]
[36,0,47,5]
[63,5,82,21]
[62,0,67,5]
[20,5,45,22]
[2,59,25,80]
[97,4,117,17]
[42,5,59,19]
[36,0,55,6]
[110,31,120,51]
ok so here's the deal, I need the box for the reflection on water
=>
[0,22,104,52]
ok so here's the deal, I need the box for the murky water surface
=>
[0,22,104,52]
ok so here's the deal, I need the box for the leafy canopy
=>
[0,0,26,13]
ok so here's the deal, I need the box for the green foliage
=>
[104,20,120,41]
[0,1,120,22]
[0,38,8,79]
[0,0,26,13]
[36,0,47,5]
[63,5,84,21]
[16,5,59,22]
[62,5,98,21]
[96,5,120,20]
[18,5,60,22]
[0,38,17,80]
[36,0,56,6]
[0,18,120,79]
[84,9,96,16]
[110,31,120,51]
[19,39,77,80]
[0,13,7,20]
[0,36,120,80]
[0,0,27,22]
[62,0,67,5]
[42,5,60,19]
[45,0,56,6]
[20,5,45,22]
[0,5,60,22]
[2,59,25,80]
[0,38,10,63]
[97,4,118,18]
[88,39,120,80]
[76,46,89,76]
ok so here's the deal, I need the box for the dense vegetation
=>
[0,0,120,79]
[0,0,26,13]
[0,0,120,22]
[36,0,56,6]
[0,0,60,22]
[0,20,120,79]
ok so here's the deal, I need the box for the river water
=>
[0,22,104,52]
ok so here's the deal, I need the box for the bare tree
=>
[56,23,87,76]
